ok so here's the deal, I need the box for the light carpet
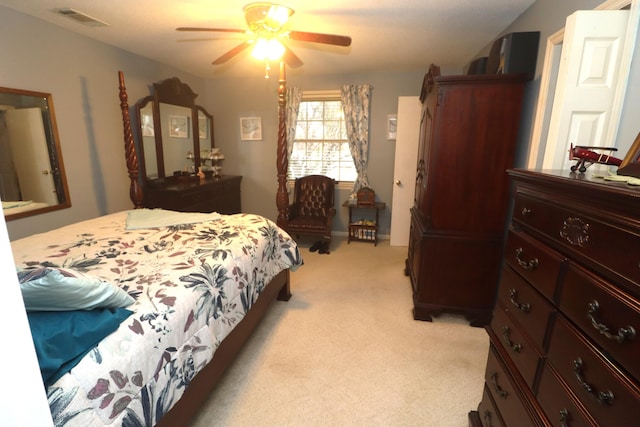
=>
[190,237,489,427]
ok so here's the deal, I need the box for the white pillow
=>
[17,267,135,311]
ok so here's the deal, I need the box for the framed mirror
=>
[135,77,214,184]
[0,87,71,220]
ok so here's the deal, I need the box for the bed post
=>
[118,71,144,208]
[276,62,289,229]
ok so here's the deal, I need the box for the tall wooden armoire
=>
[406,64,527,326]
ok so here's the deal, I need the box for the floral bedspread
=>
[11,210,302,426]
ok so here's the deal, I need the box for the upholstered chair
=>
[286,175,336,243]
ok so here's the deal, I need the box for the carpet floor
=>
[190,237,489,426]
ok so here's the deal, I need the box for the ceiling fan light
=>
[266,5,293,29]
[244,2,294,32]
[251,38,286,61]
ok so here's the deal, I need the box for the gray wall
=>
[202,71,424,237]
[3,0,639,242]
[0,7,207,240]
[0,5,424,240]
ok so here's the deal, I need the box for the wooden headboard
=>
[117,69,290,224]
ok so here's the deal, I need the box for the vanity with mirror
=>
[0,87,71,221]
[135,77,241,214]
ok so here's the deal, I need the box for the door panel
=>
[5,108,58,205]
[390,96,421,246]
[542,10,629,171]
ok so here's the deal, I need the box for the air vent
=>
[53,8,109,27]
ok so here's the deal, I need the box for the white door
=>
[542,10,629,171]
[5,108,58,205]
[390,96,421,246]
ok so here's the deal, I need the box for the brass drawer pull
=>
[502,325,523,353]
[490,370,508,399]
[515,247,538,270]
[521,207,532,216]
[559,408,570,427]
[483,410,494,427]
[560,217,590,247]
[572,358,614,405]
[508,288,531,312]
[587,300,636,344]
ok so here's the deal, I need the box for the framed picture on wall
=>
[387,114,397,140]
[169,115,189,138]
[240,117,262,141]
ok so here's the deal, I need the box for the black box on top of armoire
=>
[486,31,540,80]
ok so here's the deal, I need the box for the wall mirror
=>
[0,87,71,221]
[135,77,214,184]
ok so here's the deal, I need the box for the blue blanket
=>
[27,308,133,387]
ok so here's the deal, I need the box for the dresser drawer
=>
[504,229,565,301]
[144,176,242,214]
[477,384,506,427]
[174,191,216,212]
[484,345,536,426]
[491,301,543,389]
[513,192,640,290]
[498,265,555,350]
[546,315,640,426]
[537,364,595,427]
[559,263,640,382]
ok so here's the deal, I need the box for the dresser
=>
[406,64,527,326]
[469,169,640,426]
[143,175,242,214]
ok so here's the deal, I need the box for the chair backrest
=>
[293,175,335,218]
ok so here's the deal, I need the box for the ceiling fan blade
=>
[212,41,252,65]
[177,27,247,34]
[288,31,351,47]
[282,47,303,68]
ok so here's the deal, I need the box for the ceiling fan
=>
[176,2,352,69]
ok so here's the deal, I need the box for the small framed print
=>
[141,113,154,137]
[387,114,397,140]
[198,116,207,139]
[240,116,262,141]
[169,115,189,139]
[618,131,640,179]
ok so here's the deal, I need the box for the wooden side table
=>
[343,201,386,246]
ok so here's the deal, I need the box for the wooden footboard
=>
[156,269,291,426]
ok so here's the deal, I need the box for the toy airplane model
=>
[569,144,623,173]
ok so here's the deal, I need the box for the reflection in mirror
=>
[134,76,215,185]
[197,107,214,173]
[160,103,194,175]
[0,87,70,220]
[139,100,158,179]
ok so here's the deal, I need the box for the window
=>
[289,93,356,182]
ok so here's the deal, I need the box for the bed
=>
[13,209,301,426]
[10,71,301,426]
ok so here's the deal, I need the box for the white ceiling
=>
[0,0,536,79]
